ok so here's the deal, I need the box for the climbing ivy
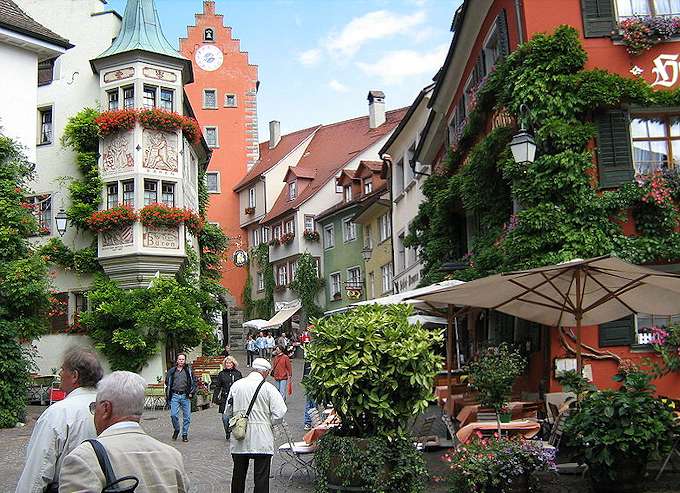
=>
[244,243,275,320]
[290,252,324,329]
[0,136,52,427]
[410,26,680,283]
[38,238,101,274]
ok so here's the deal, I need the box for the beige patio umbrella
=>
[411,256,680,371]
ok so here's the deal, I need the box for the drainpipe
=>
[514,0,524,44]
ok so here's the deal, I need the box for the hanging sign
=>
[233,249,248,267]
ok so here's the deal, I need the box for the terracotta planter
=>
[589,457,647,493]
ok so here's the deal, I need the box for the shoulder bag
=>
[84,439,139,493]
[229,378,266,440]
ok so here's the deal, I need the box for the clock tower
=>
[180,1,258,338]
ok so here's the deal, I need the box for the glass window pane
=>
[631,118,666,138]
[672,141,680,168]
[655,0,680,14]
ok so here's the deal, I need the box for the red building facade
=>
[180,1,258,308]
[417,0,680,397]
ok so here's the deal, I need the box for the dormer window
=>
[289,181,297,200]
[204,28,214,41]
[344,185,352,202]
[364,179,373,194]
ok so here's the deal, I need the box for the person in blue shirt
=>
[255,331,267,359]
[245,334,257,367]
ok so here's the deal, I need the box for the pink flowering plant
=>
[643,324,680,374]
[619,16,680,56]
[445,436,556,492]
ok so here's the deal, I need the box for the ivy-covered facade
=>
[408,0,680,396]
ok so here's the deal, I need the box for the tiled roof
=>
[262,107,408,224]
[233,125,320,191]
[94,0,184,62]
[286,167,316,180]
[316,183,388,222]
[0,0,72,48]
[356,160,383,174]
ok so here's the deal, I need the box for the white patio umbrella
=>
[242,319,269,330]
[411,256,680,371]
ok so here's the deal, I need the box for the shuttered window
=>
[596,110,634,188]
[599,315,634,347]
[581,0,615,38]
[50,292,69,333]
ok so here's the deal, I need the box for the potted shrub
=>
[467,344,525,434]
[446,437,556,493]
[304,304,441,492]
[565,366,677,493]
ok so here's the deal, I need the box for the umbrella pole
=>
[575,270,583,373]
[447,304,454,416]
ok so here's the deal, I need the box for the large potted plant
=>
[467,344,525,434]
[565,365,677,493]
[304,304,441,492]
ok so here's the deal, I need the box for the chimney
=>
[203,1,216,15]
[269,120,281,149]
[368,90,386,128]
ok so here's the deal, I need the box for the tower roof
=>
[93,0,187,67]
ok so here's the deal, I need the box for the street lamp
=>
[509,104,536,166]
[55,209,68,237]
[361,246,372,261]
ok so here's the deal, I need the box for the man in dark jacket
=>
[165,353,197,442]
[212,356,242,439]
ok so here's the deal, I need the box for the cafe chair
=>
[275,421,316,482]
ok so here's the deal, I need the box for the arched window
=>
[204,28,214,41]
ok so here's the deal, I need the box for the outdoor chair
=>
[307,408,323,428]
[655,417,680,480]
[412,415,438,450]
[275,420,316,482]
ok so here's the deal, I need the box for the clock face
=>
[195,45,223,72]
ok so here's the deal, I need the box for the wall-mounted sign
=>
[651,54,680,87]
[233,249,248,267]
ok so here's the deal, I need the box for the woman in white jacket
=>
[226,358,287,493]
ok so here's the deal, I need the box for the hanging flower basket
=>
[139,203,203,236]
[95,109,137,136]
[303,229,320,241]
[280,232,295,245]
[86,205,137,233]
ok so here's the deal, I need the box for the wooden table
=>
[456,402,538,427]
[456,419,541,444]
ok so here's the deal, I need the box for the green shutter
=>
[599,315,634,347]
[496,9,509,57]
[596,110,634,189]
[581,0,615,38]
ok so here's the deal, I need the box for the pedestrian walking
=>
[256,331,267,359]
[16,347,103,493]
[271,346,293,401]
[164,353,197,443]
[276,332,289,349]
[302,358,317,431]
[212,356,243,440]
[58,371,189,492]
[226,358,287,493]
[245,334,257,367]
[265,332,275,360]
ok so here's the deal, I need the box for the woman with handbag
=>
[212,356,242,439]
[271,346,293,401]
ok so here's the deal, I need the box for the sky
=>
[106,0,461,141]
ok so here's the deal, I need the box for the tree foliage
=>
[0,136,51,427]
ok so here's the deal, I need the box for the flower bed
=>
[139,203,202,235]
[94,109,137,136]
[94,109,201,143]
[86,205,137,233]
[446,437,556,492]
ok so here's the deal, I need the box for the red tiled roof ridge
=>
[314,106,408,130]
[258,123,322,147]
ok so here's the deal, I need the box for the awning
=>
[353,279,465,312]
[262,301,302,329]
[407,315,447,326]
[243,319,269,330]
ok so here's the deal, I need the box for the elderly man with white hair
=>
[227,357,287,493]
[58,371,189,493]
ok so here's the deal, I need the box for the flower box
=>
[245,206,255,215]
[619,16,680,56]
[280,232,295,245]
[139,203,202,236]
[303,230,320,241]
[95,109,137,136]
[94,109,201,143]
[269,238,280,247]
[86,205,137,233]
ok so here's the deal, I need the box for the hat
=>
[252,358,272,372]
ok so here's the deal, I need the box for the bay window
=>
[123,86,134,109]
[122,180,134,207]
[144,179,157,205]
[143,86,156,109]
[160,89,174,111]
[108,90,119,111]
[161,182,175,207]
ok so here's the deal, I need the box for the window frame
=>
[273,224,282,239]
[248,187,256,208]
[204,126,219,148]
[304,215,315,232]
[143,85,157,109]
[38,106,53,145]
[329,272,342,298]
[257,271,265,292]
[143,179,158,206]
[364,224,373,249]
[107,89,119,111]
[364,179,373,194]
[107,182,119,209]
[159,88,174,111]
[381,262,394,294]
[284,218,295,235]
[205,171,220,193]
[261,226,270,243]
[26,194,52,234]
[343,185,352,202]
[347,266,362,286]
[379,213,391,242]
[122,180,135,207]
[203,89,218,109]
[342,217,357,243]
[614,0,680,20]
[629,114,680,175]
[161,182,175,207]
[204,28,215,41]
[323,224,335,249]
[288,180,297,200]
[224,93,237,107]
[277,264,289,286]
[123,86,135,109]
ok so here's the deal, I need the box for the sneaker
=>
[172,430,179,440]
[182,435,188,442]
[304,424,312,431]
